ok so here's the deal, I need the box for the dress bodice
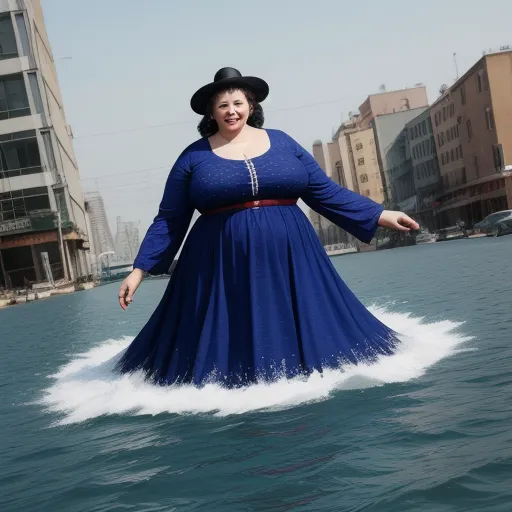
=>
[188,130,309,212]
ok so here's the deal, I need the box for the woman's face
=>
[211,89,251,135]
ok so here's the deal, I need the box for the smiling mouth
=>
[225,118,239,124]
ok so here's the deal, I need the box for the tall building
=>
[84,191,115,263]
[348,128,385,203]
[405,108,441,230]
[372,107,428,209]
[115,216,140,264]
[310,140,351,245]
[0,1,91,290]
[357,86,429,130]
[431,48,512,227]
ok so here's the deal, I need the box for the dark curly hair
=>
[197,87,265,138]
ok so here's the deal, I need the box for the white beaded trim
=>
[243,155,259,196]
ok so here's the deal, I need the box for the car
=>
[473,210,512,237]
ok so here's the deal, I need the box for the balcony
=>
[0,164,42,179]
[0,105,30,120]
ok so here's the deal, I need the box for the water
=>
[2,237,512,511]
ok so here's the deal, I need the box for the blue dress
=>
[117,129,397,387]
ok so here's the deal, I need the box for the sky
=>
[41,0,512,238]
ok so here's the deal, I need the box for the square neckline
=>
[207,129,272,162]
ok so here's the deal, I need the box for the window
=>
[440,132,445,146]
[0,130,42,179]
[451,148,455,161]
[414,126,419,138]
[15,13,32,59]
[493,144,504,170]
[409,129,414,140]
[422,121,427,135]
[0,74,30,120]
[355,142,363,150]
[446,151,450,163]
[428,117,433,132]
[360,173,368,183]
[357,157,365,166]
[441,153,445,165]
[0,186,50,221]
[466,119,473,140]
[483,71,490,91]
[460,85,466,105]
[485,107,495,131]
[459,145,463,158]
[455,146,459,160]
[443,107,447,121]
[455,125,459,137]
[28,73,44,114]
[0,14,19,61]
[476,72,483,93]
[447,129,451,142]
[450,103,455,117]
[474,155,480,178]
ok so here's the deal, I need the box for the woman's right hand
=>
[118,269,144,310]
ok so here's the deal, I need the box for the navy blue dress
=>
[117,129,397,387]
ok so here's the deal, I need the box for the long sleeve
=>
[133,155,194,275]
[290,135,383,244]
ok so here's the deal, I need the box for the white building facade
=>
[0,0,91,289]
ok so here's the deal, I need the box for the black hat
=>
[190,67,269,115]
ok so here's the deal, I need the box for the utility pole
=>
[56,210,69,281]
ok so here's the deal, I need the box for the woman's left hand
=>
[378,210,420,232]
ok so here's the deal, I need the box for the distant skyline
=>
[41,0,512,237]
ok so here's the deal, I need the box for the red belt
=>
[203,199,297,215]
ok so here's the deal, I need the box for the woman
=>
[117,67,419,387]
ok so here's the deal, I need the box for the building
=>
[0,0,91,290]
[372,107,428,210]
[431,48,512,228]
[85,190,115,263]
[348,128,385,203]
[357,86,429,130]
[405,108,441,230]
[309,140,351,245]
[115,216,140,264]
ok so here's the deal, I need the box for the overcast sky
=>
[41,0,512,237]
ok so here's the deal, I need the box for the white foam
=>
[39,308,472,425]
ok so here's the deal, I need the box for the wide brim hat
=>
[190,67,269,115]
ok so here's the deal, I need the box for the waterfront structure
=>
[431,48,512,227]
[0,0,91,290]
